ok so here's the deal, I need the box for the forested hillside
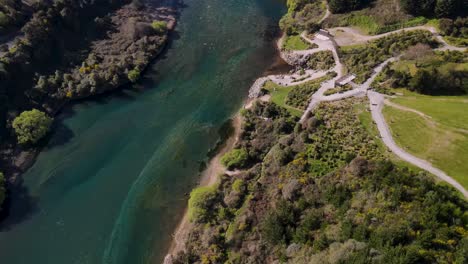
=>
[0,0,178,216]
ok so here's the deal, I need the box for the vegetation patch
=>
[285,75,330,109]
[263,81,303,117]
[221,148,249,170]
[379,50,468,95]
[324,0,421,35]
[280,0,325,35]
[188,185,218,223]
[340,30,438,83]
[12,109,53,145]
[323,84,353,95]
[174,99,468,264]
[307,50,335,70]
[283,34,312,51]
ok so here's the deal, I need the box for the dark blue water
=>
[0,0,285,263]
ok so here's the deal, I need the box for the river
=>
[0,0,286,263]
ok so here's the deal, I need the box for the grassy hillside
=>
[383,92,468,189]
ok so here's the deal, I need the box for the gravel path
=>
[249,24,467,197]
[368,91,468,198]
[329,25,466,51]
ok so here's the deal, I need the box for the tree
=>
[435,0,456,17]
[12,109,53,144]
[438,18,454,35]
[188,186,217,223]
[221,148,249,170]
[151,20,167,34]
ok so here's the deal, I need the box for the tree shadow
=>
[0,175,39,231]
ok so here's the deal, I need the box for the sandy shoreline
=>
[163,114,242,263]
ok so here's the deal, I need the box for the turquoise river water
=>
[0,0,286,263]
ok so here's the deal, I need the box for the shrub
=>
[221,148,248,170]
[12,109,53,145]
[151,20,167,34]
[188,186,217,223]
[127,68,141,83]
[232,179,244,193]
[0,11,9,28]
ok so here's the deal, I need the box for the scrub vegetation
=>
[377,49,467,95]
[280,0,326,35]
[175,100,468,264]
[340,30,439,82]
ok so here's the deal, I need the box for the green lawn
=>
[390,89,468,130]
[383,105,468,189]
[282,35,312,51]
[263,81,303,117]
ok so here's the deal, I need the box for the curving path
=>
[249,23,468,197]
[369,91,468,198]
[249,33,341,98]
[329,25,466,51]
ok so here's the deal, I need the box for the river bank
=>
[163,26,292,262]
[165,114,242,263]
[0,0,288,263]
[0,0,180,216]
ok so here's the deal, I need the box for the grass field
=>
[354,102,428,174]
[263,81,303,117]
[282,35,312,51]
[383,104,468,189]
[390,89,468,131]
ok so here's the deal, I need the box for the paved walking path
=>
[248,21,468,197]
[329,25,466,51]
[369,91,468,198]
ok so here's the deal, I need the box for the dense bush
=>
[306,51,335,71]
[439,17,467,36]
[382,50,468,95]
[286,80,322,109]
[221,148,249,170]
[280,0,325,35]
[188,186,218,223]
[400,0,466,18]
[12,109,53,145]
[329,0,372,14]
[151,20,167,34]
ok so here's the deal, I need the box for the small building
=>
[335,74,356,87]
